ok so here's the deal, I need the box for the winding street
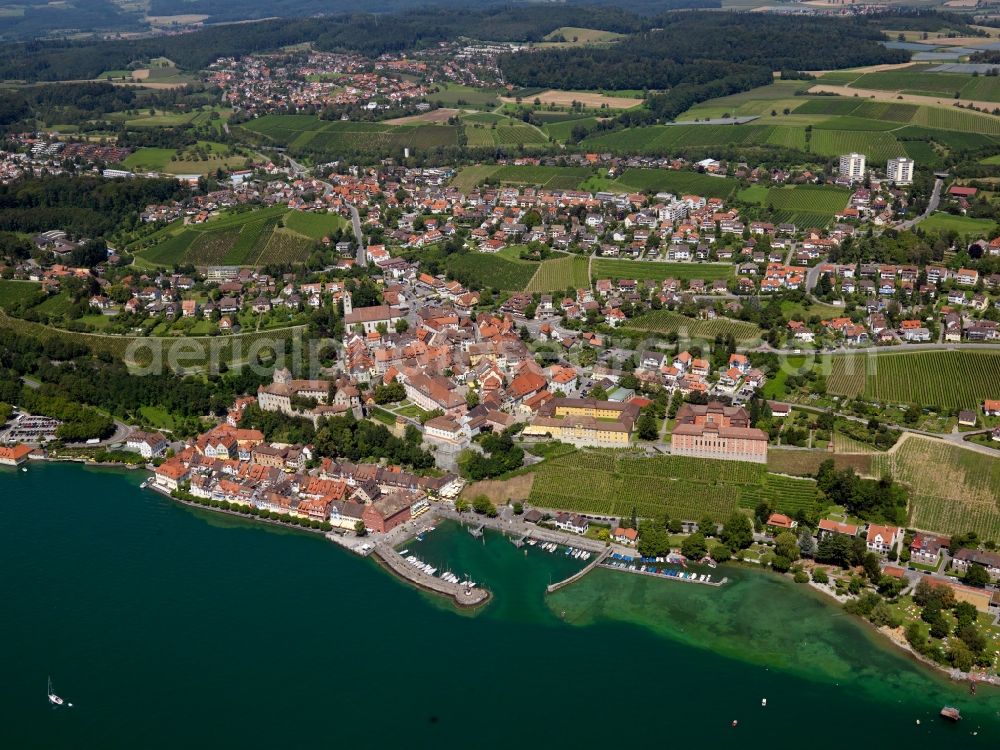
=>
[896,178,943,231]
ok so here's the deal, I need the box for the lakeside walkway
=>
[373,543,489,607]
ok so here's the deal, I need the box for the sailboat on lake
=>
[48,676,71,708]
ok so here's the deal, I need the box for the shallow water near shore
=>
[2,462,998,747]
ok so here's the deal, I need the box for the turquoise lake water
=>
[1,462,997,748]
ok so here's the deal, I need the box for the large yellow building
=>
[523,398,639,447]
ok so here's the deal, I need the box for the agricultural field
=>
[238,115,458,158]
[134,207,327,267]
[873,435,1000,540]
[0,280,41,311]
[542,116,599,142]
[829,64,1000,103]
[502,89,642,110]
[524,254,590,293]
[622,310,761,345]
[122,141,249,176]
[918,212,997,237]
[443,252,538,291]
[592,258,734,282]
[527,449,822,520]
[825,351,1000,410]
[766,448,872,478]
[538,26,626,47]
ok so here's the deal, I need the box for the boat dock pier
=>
[547,547,611,593]
[373,543,489,608]
[511,535,527,548]
[469,523,485,538]
[598,560,727,587]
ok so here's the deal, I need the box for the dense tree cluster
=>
[241,406,434,469]
[816,459,907,525]
[0,6,647,80]
[0,328,272,439]
[463,431,525,480]
[0,176,186,239]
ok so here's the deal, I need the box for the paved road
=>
[752,341,1000,355]
[285,155,308,177]
[349,204,365,265]
[896,178,943,231]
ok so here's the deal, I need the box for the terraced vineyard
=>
[524,254,590,293]
[490,165,593,190]
[443,252,538,291]
[810,130,908,163]
[580,123,777,154]
[464,123,550,147]
[825,351,1000,410]
[873,436,1000,540]
[135,207,324,268]
[527,449,822,521]
[0,280,41,311]
[762,185,850,226]
[622,310,761,345]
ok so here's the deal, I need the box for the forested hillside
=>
[0,6,648,81]
[499,13,908,123]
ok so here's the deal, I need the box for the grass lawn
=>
[370,407,397,426]
[918,212,997,237]
[762,355,807,399]
[395,404,432,420]
[427,83,501,107]
[139,405,175,430]
[282,210,348,240]
[450,165,501,192]
[780,299,847,321]
[78,314,113,329]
